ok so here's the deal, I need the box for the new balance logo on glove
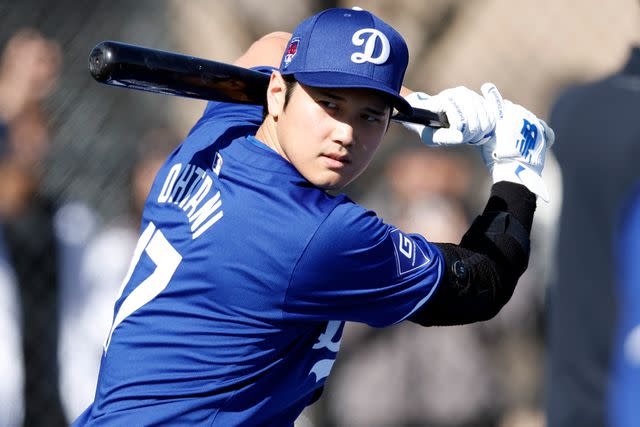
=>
[516,119,538,162]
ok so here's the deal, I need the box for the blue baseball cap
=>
[279,8,412,115]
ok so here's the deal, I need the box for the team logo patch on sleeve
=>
[390,229,430,275]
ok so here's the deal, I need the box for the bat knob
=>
[89,42,114,82]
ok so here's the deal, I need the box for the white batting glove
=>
[479,83,555,202]
[402,87,496,146]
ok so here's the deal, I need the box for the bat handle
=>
[392,108,449,129]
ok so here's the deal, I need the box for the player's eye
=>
[318,100,338,110]
[362,114,381,123]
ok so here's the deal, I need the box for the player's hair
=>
[262,74,298,120]
[282,74,298,106]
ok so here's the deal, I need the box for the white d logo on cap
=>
[350,28,390,65]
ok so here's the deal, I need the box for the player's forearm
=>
[233,32,292,69]
[410,181,535,326]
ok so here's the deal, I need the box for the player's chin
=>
[311,169,354,190]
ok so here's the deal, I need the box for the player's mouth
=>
[322,153,351,169]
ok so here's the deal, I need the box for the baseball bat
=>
[89,41,448,128]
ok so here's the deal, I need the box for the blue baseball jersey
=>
[74,79,444,426]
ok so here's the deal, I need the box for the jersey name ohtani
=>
[157,154,224,239]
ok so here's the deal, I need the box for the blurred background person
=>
[547,39,640,427]
[0,28,180,425]
[0,29,67,427]
[56,127,177,420]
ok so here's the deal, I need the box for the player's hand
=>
[479,83,555,202]
[402,87,495,146]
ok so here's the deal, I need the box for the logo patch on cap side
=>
[283,38,300,69]
[351,28,390,65]
[390,229,430,276]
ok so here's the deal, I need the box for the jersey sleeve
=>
[284,200,445,327]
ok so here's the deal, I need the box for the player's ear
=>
[266,71,286,119]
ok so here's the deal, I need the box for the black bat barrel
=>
[89,41,447,128]
[89,41,270,104]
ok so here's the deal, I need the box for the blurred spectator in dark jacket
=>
[547,45,640,427]
[0,29,66,427]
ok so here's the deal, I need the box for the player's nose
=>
[331,120,355,147]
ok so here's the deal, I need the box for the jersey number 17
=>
[103,221,183,352]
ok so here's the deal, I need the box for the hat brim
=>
[292,71,413,115]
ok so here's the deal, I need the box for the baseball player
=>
[74,8,553,426]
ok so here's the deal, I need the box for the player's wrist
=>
[479,83,554,202]
[491,160,549,202]
[485,180,537,233]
